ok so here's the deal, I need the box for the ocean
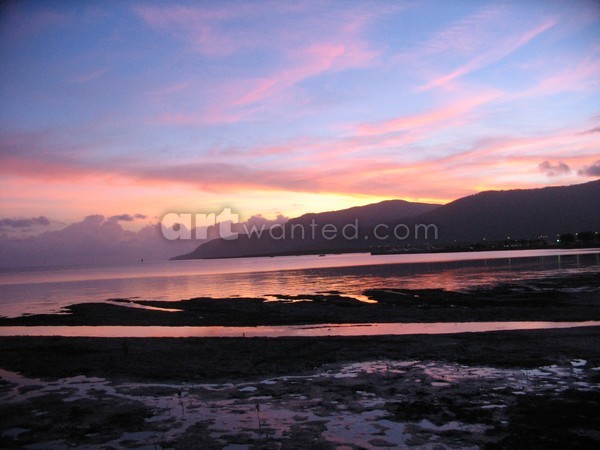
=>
[1,248,599,318]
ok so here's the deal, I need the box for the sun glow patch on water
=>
[348,294,378,303]
[262,296,314,303]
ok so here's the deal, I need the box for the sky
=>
[1,0,600,250]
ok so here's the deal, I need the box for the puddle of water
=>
[1,356,598,448]
[108,300,183,313]
[0,321,599,338]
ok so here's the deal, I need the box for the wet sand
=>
[1,327,600,449]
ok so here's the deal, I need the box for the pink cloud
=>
[155,110,243,127]
[431,127,600,178]
[419,5,507,56]
[523,50,600,97]
[5,139,596,207]
[0,154,115,184]
[231,42,376,109]
[132,4,254,56]
[2,109,597,207]
[134,2,381,125]
[356,91,500,137]
[418,18,558,91]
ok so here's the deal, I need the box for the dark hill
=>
[172,180,600,259]
[172,200,439,259]
[402,179,600,243]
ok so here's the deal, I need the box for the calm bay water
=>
[0,249,599,318]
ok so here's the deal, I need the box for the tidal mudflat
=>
[1,327,600,449]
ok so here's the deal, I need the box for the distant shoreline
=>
[172,243,600,260]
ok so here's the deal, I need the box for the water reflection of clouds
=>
[0,251,598,317]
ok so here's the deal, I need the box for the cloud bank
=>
[0,213,288,268]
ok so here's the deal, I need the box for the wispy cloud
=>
[69,67,111,84]
[418,5,507,56]
[3,104,598,204]
[132,4,254,56]
[135,2,383,126]
[232,42,377,109]
[356,91,500,136]
[436,126,600,172]
[418,18,557,91]
[523,51,600,97]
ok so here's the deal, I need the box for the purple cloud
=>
[108,213,148,222]
[578,160,600,177]
[0,216,51,229]
[539,160,571,177]
[580,126,600,134]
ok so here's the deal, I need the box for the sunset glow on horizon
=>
[1,0,599,228]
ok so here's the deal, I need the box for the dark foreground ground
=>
[1,327,600,382]
[1,328,600,449]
